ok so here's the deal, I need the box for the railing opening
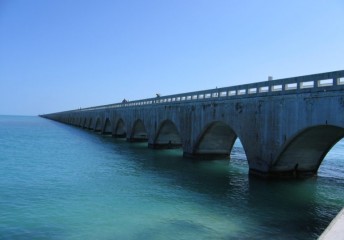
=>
[337,78,344,85]
[318,79,333,87]
[238,89,246,95]
[300,81,314,89]
[285,83,297,90]
[259,86,269,93]
[272,85,282,91]
[228,90,236,96]
[220,91,227,97]
[248,88,257,94]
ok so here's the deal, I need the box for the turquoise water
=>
[0,115,343,239]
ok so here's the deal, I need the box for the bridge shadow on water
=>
[97,134,247,198]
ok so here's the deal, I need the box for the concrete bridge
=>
[41,70,344,178]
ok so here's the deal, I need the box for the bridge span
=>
[41,70,344,178]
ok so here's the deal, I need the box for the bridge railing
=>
[65,70,344,113]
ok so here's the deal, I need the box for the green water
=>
[0,116,343,239]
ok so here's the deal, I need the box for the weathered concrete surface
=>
[319,208,344,240]
[41,70,344,178]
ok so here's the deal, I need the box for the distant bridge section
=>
[41,70,344,178]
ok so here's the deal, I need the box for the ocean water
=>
[0,115,343,240]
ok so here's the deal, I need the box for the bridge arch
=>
[102,118,112,135]
[113,118,126,138]
[82,118,87,128]
[94,118,102,132]
[88,118,93,130]
[151,120,182,149]
[129,119,148,142]
[272,125,344,176]
[193,121,240,159]
[78,118,83,127]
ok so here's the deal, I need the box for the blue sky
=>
[1,0,343,115]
